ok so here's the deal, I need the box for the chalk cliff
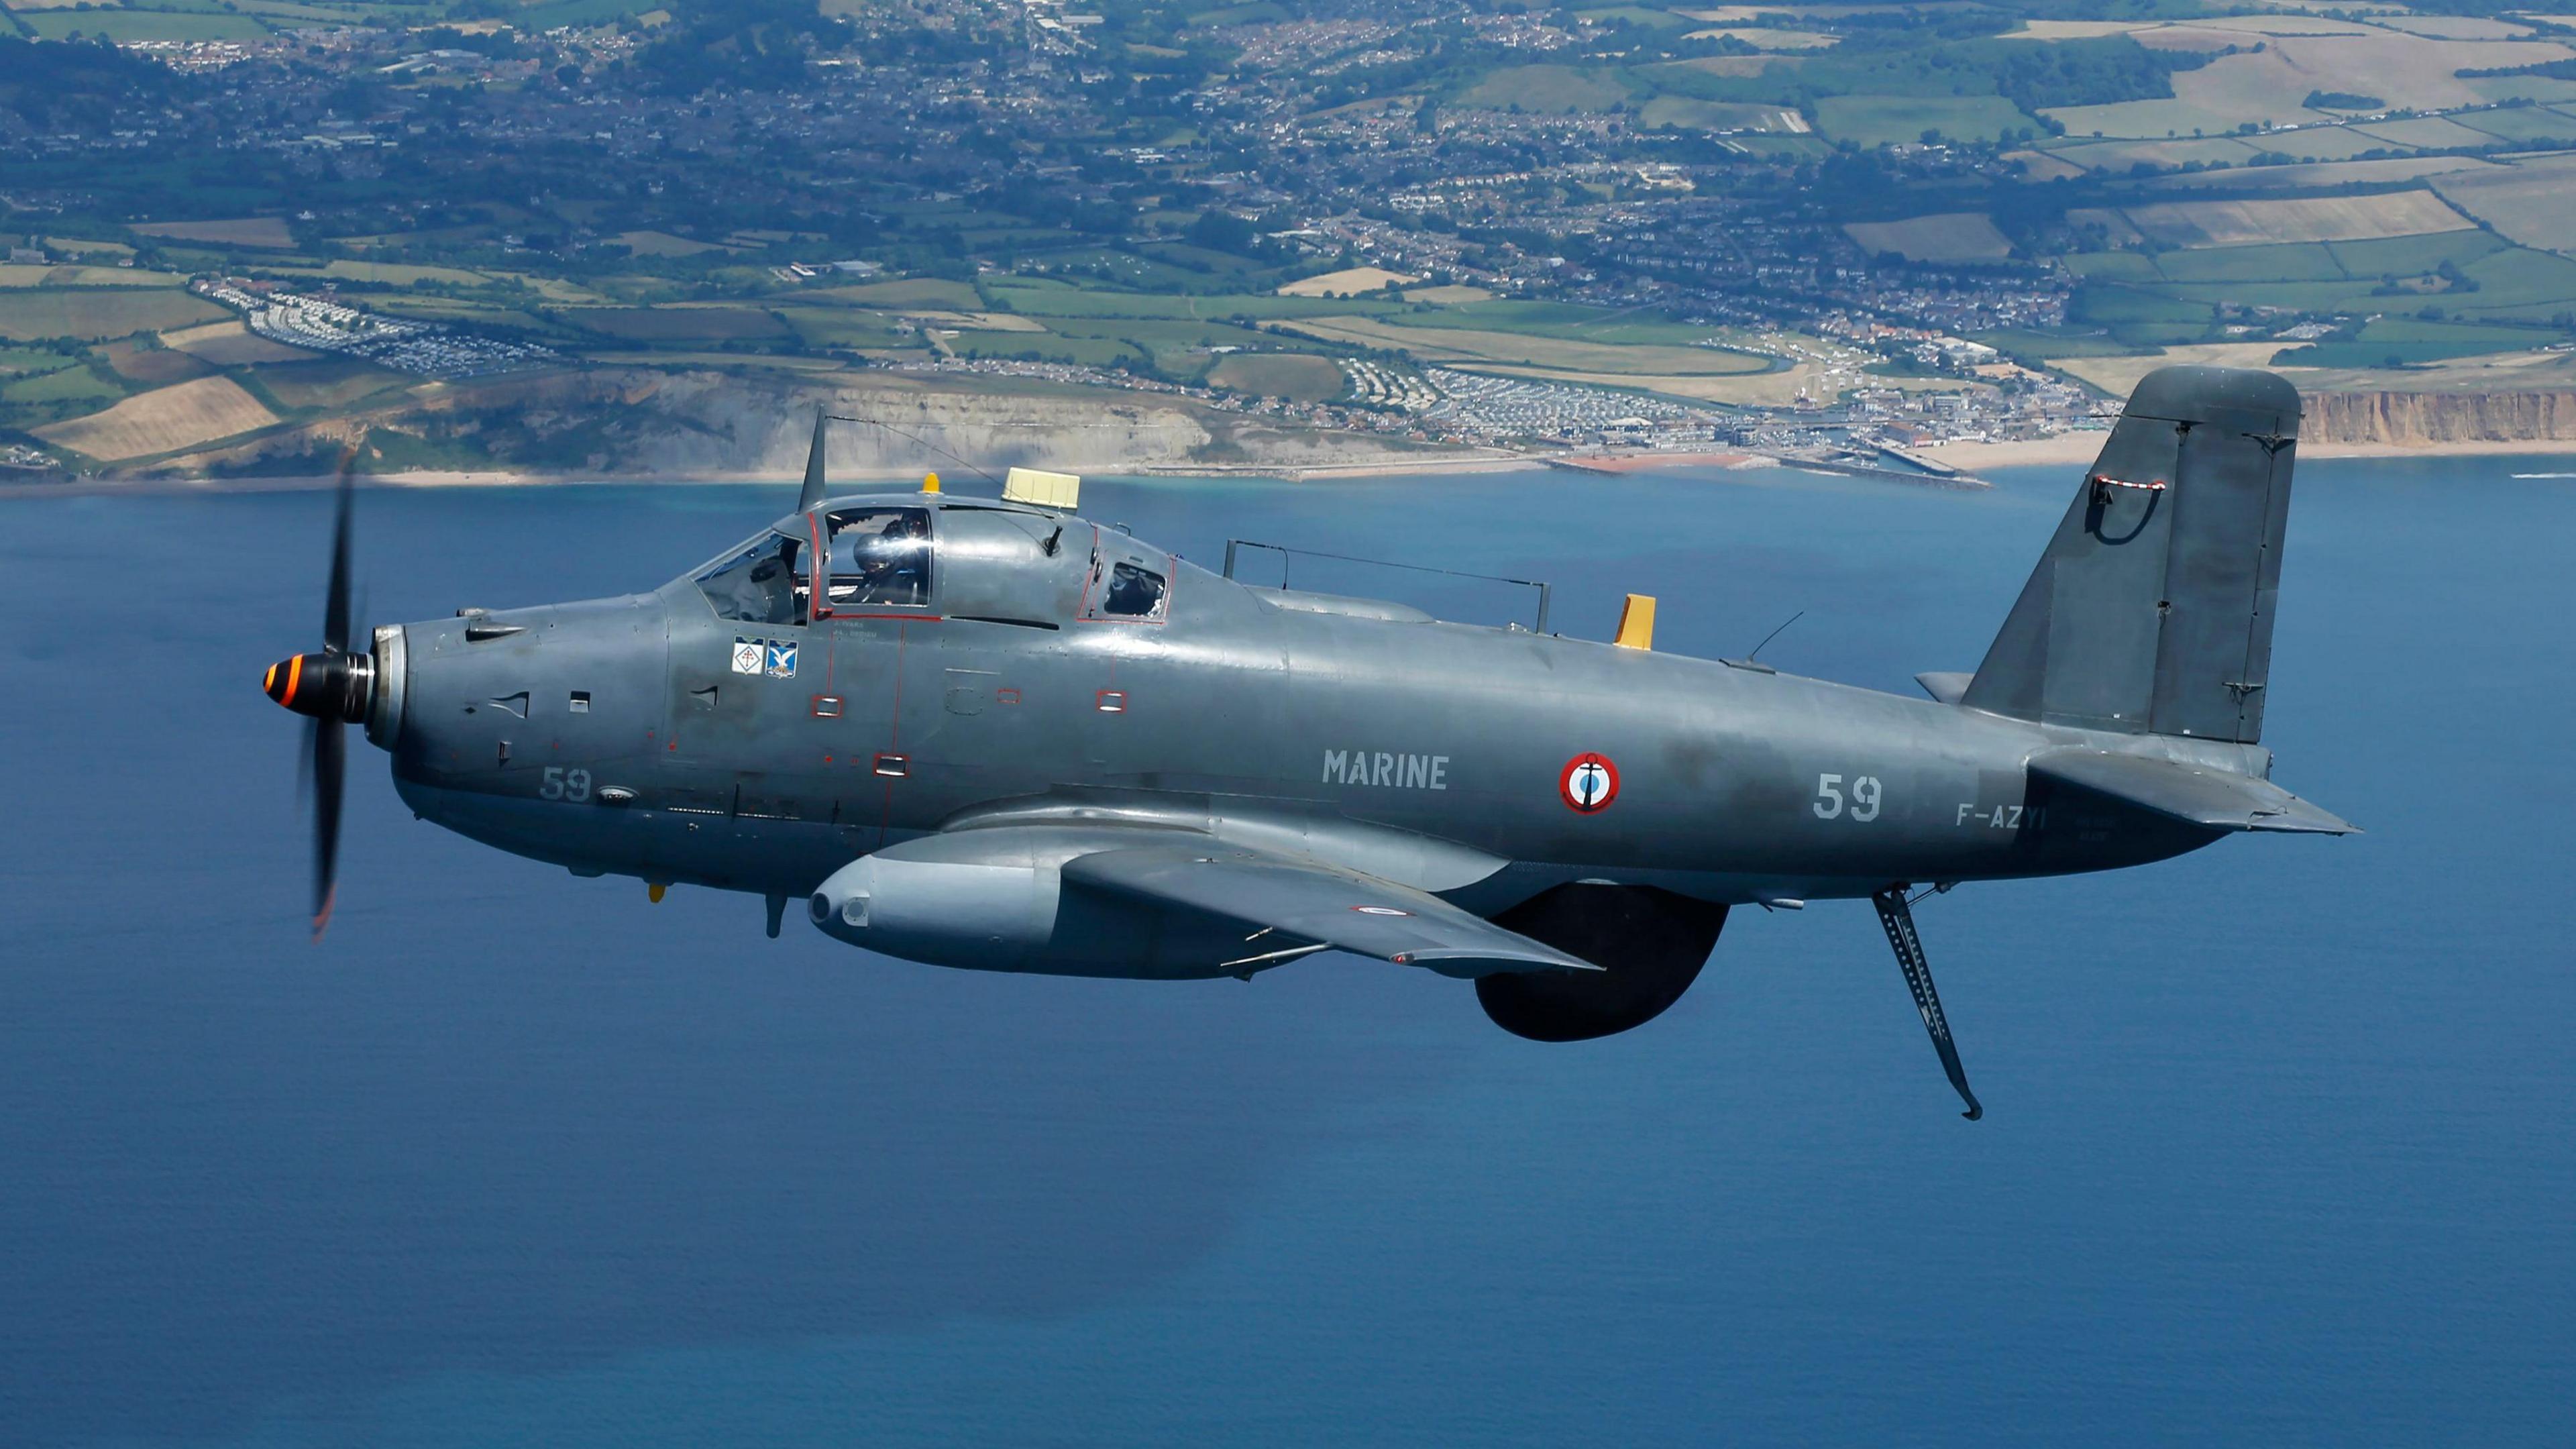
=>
[2301,388,2576,447]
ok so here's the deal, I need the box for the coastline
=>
[17,433,2576,498]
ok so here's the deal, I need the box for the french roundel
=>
[1560,753,1619,814]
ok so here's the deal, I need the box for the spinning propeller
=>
[260,454,373,941]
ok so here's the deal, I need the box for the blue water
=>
[2,459,2569,1447]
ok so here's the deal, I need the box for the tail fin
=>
[1964,366,2299,745]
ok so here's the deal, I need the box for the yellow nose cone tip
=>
[648,883,667,904]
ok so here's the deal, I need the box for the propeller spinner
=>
[261,458,371,941]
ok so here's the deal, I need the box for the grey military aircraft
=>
[264,365,2350,1118]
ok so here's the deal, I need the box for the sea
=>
[1,455,2569,1448]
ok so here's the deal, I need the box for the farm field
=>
[0,289,225,342]
[2048,137,2260,173]
[2045,48,2330,138]
[2449,106,2576,144]
[1636,98,1805,132]
[248,358,414,412]
[612,231,735,258]
[1842,213,2014,264]
[1811,95,2032,147]
[1208,353,1346,402]
[33,375,279,462]
[0,365,123,416]
[1277,267,1417,297]
[22,9,270,40]
[2348,116,2506,150]
[1455,65,1629,113]
[554,307,792,341]
[2141,156,2503,191]
[0,266,190,289]
[2117,193,2473,247]
[2431,154,2576,254]
[158,320,318,366]
[99,340,213,386]
[2048,342,2304,398]
[131,218,297,249]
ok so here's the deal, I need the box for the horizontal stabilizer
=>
[2030,749,2356,835]
[1061,844,1600,977]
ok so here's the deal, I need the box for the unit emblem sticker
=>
[1560,752,1620,814]
[731,637,764,675]
[765,640,799,678]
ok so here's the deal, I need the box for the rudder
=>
[1963,365,2300,745]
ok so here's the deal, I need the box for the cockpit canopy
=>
[690,496,1171,628]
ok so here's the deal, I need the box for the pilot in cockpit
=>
[731,537,798,624]
[852,513,929,606]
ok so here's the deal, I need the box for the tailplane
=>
[1964,366,2300,745]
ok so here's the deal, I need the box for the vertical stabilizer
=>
[797,411,829,513]
[1963,366,2299,744]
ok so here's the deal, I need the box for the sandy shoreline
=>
[17,434,2576,498]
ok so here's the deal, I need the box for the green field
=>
[1209,353,1346,402]
[2063,252,2161,282]
[2072,286,2210,325]
[1813,95,2035,148]
[2326,231,2511,278]
[556,307,792,341]
[2453,248,2576,320]
[0,364,123,409]
[1456,65,1633,113]
[2151,244,2345,284]
[2451,106,2576,144]
[777,310,916,350]
[0,289,226,342]
[25,9,271,40]
[819,279,985,309]
[1637,97,1796,132]
[2274,339,2537,367]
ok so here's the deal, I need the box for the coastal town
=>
[12,0,2576,478]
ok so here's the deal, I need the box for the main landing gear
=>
[1871,885,1983,1122]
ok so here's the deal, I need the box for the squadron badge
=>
[1560,752,1619,814]
[765,640,799,678]
[731,637,764,675]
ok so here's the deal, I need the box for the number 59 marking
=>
[1814,773,1882,822]
[541,766,592,803]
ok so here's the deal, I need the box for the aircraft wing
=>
[2030,749,2357,835]
[1059,843,1601,978]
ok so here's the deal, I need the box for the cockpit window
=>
[1081,533,1173,623]
[822,506,933,612]
[1103,560,1168,619]
[696,531,804,625]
